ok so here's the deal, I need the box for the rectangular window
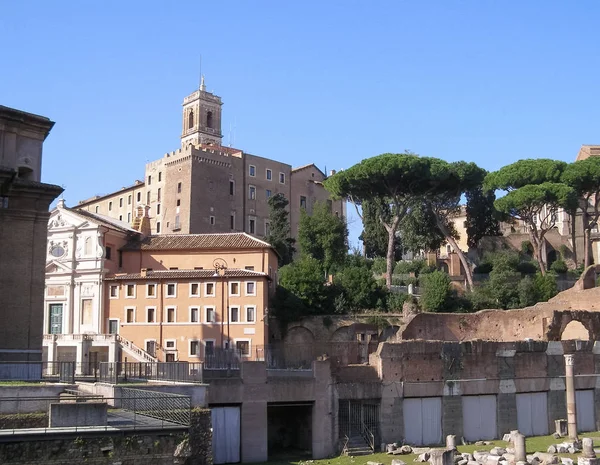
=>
[156,204,161,215]
[147,191,151,204]
[190,307,199,323]
[190,283,200,297]
[166,283,176,297]
[266,169,272,180]
[229,180,235,195]
[145,340,156,357]
[210,216,215,225]
[126,307,135,323]
[230,214,235,230]
[300,195,307,209]
[108,319,119,335]
[174,215,181,230]
[229,306,240,323]
[266,189,272,199]
[205,306,216,323]
[126,284,135,298]
[165,339,175,349]
[148,175,152,185]
[137,192,141,202]
[108,201,113,211]
[205,282,215,296]
[166,307,176,323]
[176,199,181,207]
[119,198,123,208]
[249,218,255,234]
[109,285,119,299]
[156,222,161,233]
[128,195,132,205]
[127,212,131,223]
[265,221,270,236]
[279,172,285,184]
[157,188,161,202]
[147,283,156,297]
[190,340,200,357]
[147,307,155,323]
[81,299,93,325]
[119,215,123,221]
[249,185,256,200]
[246,281,256,296]
[236,340,250,356]
[205,340,215,356]
[246,306,256,323]
[230,282,240,296]
[158,172,162,182]
[177,182,182,193]
[245,266,255,271]
[249,165,256,177]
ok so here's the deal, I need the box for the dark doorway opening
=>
[267,403,312,460]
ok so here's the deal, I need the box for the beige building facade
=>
[76,80,346,240]
[106,233,277,363]
[0,105,63,366]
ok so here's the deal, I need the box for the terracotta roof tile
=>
[121,233,273,251]
[106,269,269,280]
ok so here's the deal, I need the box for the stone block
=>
[429,449,454,465]
[578,459,600,465]
[49,402,107,427]
[393,460,407,465]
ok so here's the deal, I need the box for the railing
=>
[203,348,244,370]
[120,387,191,426]
[99,361,203,384]
[361,422,375,453]
[116,335,157,363]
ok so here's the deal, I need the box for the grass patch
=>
[253,433,600,465]
[0,381,43,386]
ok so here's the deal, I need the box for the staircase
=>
[116,335,157,363]
[343,436,373,456]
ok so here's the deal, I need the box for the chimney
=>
[141,268,148,277]
[132,204,152,237]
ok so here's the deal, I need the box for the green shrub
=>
[473,262,493,274]
[420,270,452,312]
[521,240,533,255]
[386,292,408,312]
[534,272,558,302]
[550,259,568,274]
[372,257,387,275]
[516,261,538,274]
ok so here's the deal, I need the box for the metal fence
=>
[120,387,191,426]
[0,361,84,382]
[99,361,203,384]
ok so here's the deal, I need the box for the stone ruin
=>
[380,431,598,465]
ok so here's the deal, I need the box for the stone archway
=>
[330,325,354,342]
[560,320,590,341]
[283,326,315,345]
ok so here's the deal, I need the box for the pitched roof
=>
[66,207,140,234]
[121,232,273,251]
[291,163,326,177]
[76,180,145,206]
[105,269,269,280]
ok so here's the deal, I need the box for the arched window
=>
[207,111,213,129]
[188,110,194,129]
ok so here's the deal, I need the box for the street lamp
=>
[213,258,228,353]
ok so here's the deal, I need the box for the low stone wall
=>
[0,384,73,414]
[49,401,108,427]
[0,408,212,465]
[0,413,48,429]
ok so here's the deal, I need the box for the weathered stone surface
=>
[457,460,468,465]
[474,451,489,462]
[388,444,397,453]
[583,438,596,459]
[503,434,512,442]
[447,436,457,451]
[415,453,430,462]
[392,459,407,465]
[561,459,574,465]
[485,456,502,465]
[367,461,384,465]
[578,458,600,465]
[502,453,515,463]
[548,446,557,454]
[533,452,559,465]
[429,449,455,465]
[491,448,508,456]
[401,446,414,454]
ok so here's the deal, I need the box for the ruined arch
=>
[330,325,354,342]
[560,320,590,341]
[283,326,315,345]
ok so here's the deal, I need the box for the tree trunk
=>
[570,209,577,265]
[582,210,592,269]
[383,216,401,290]
[529,230,546,275]
[435,215,474,292]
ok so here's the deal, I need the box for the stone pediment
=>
[45,259,73,274]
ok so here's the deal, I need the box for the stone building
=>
[76,79,346,239]
[43,200,141,369]
[0,105,63,367]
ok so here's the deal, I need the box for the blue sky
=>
[2,1,600,248]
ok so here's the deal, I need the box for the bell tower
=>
[181,76,223,147]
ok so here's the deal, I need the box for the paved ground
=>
[0,409,186,437]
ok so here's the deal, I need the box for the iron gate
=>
[59,361,75,383]
[338,400,380,440]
